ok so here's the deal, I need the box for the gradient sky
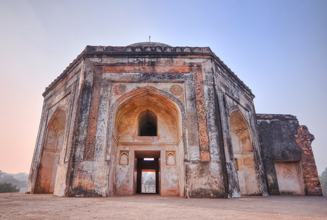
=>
[0,0,326,174]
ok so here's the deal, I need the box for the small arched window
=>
[138,110,157,136]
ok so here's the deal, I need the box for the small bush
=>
[0,183,20,193]
[319,175,327,196]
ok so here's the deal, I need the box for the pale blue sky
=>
[0,0,326,174]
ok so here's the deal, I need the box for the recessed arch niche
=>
[229,110,260,195]
[35,108,66,194]
[115,91,181,143]
[138,110,157,136]
[113,90,184,196]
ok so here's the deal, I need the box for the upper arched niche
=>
[115,91,181,143]
[229,110,260,195]
[45,109,66,151]
[138,110,157,136]
[230,110,252,153]
[35,108,66,194]
[48,109,66,130]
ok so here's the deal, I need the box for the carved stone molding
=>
[166,151,175,166]
[169,85,183,97]
[119,150,129,165]
[113,84,126,95]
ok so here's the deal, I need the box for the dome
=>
[127,42,171,47]
[144,177,155,185]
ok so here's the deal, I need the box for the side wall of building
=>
[26,60,84,196]
[257,114,322,196]
[212,61,268,198]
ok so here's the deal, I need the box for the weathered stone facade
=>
[257,114,322,196]
[26,42,322,198]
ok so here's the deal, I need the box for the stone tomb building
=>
[26,42,322,198]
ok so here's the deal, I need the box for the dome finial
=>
[127,42,171,47]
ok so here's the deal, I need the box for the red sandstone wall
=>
[296,126,323,195]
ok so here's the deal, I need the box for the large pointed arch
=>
[229,109,260,196]
[107,85,187,197]
[106,86,187,158]
[34,108,67,194]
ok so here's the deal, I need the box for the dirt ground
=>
[0,193,326,220]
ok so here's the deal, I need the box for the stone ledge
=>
[85,45,212,54]
[256,114,297,121]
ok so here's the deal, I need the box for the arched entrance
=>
[230,110,260,195]
[113,89,184,196]
[35,109,66,193]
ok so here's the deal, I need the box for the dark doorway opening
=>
[135,151,160,194]
[141,169,156,193]
[138,110,157,136]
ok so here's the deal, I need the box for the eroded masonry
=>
[27,42,322,198]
